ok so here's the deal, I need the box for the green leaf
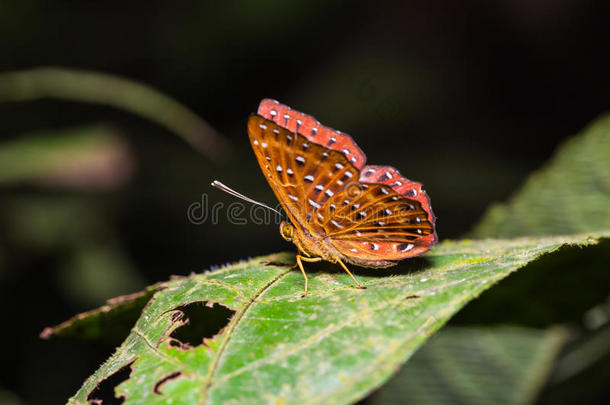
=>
[0,67,228,158]
[0,125,132,187]
[471,113,610,238]
[41,285,161,344]
[61,233,605,405]
[368,326,567,405]
[464,113,610,403]
[540,321,610,405]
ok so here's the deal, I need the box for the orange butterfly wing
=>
[258,99,366,169]
[250,99,437,267]
[247,115,358,231]
[316,179,436,267]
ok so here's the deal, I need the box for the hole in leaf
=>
[153,371,184,395]
[168,301,235,349]
[87,361,134,405]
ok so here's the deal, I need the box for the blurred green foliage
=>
[0,125,131,187]
[0,69,227,158]
[472,114,610,238]
[369,326,567,405]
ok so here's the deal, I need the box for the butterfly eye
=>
[279,221,294,242]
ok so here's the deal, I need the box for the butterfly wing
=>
[314,179,436,267]
[258,99,367,169]
[359,164,436,230]
[247,114,360,228]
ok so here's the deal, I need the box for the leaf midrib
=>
[199,266,293,404]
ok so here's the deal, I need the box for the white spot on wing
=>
[331,220,344,229]
[398,243,414,252]
[288,194,298,201]
[304,175,314,182]
[309,199,321,209]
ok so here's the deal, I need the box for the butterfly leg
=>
[295,255,322,297]
[336,259,366,290]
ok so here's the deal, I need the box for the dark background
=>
[1,1,608,403]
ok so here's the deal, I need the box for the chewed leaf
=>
[65,234,607,405]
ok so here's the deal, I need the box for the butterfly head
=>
[279,221,295,242]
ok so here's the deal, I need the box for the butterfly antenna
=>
[211,180,283,216]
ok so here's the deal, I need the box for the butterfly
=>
[219,99,437,296]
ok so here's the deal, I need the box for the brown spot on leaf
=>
[86,361,134,405]
[153,371,184,395]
